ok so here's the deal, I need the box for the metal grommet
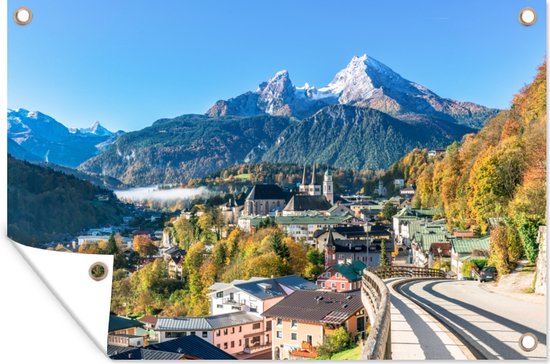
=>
[518,332,538,352]
[89,262,108,281]
[518,7,537,26]
[13,6,33,26]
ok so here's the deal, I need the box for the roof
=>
[139,315,158,325]
[206,312,263,329]
[147,335,237,360]
[107,345,134,356]
[110,348,185,360]
[109,315,144,333]
[274,215,352,226]
[429,242,452,257]
[313,225,368,239]
[451,237,491,255]
[246,184,287,201]
[155,317,211,331]
[417,233,450,251]
[262,290,363,324]
[329,261,367,282]
[284,195,332,212]
[234,275,317,300]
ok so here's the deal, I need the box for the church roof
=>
[284,195,332,212]
[246,184,287,201]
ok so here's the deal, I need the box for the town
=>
[48,159,509,360]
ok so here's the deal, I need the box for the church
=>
[282,163,334,216]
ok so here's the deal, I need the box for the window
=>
[252,322,261,330]
[276,331,282,339]
[336,273,342,278]
[291,333,298,341]
[216,292,223,298]
[217,304,223,309]
[202,331,208,338]
[331,283,336,289]
[239,326,242,332]
[291,320,297,328]
[231,341,235,348]
[266,321,272,330]
[231,327,235,334]
[224,342,228,349]
[321,282,326,288]
[190,331,196,336]
[224,329,228,335]
[217,344,221,348]
[276,318,283,326]
[239,339,242,346]
[326,272,331,278]
[341,283,345,289]
[216,330,221,337]
[306,335,313,344]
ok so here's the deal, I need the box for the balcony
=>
[290,341,318,358]
[244,342,272,354]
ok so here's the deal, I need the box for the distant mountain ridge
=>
[8,108,123,167]
[208,54,499,129]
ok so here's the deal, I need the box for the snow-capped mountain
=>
[8,108,123,167]
[69,121,114,137]
[207,54,498,128]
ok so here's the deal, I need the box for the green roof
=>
[109,315,144,332]
[331,261,367,281]
[247,214,352,228]
[393,206,444,219]
[451,237,491,255]
[417,233,450,251]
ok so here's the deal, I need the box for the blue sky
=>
[9,0,546,131]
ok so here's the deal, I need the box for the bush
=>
[317,327,352,359]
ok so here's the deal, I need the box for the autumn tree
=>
[133,235,157,257]
[379,240,389,267]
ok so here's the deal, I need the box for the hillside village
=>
[46,157,522,360]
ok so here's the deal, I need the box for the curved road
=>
[392,279,547,360]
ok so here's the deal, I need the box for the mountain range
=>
[8,108,123,167]
[207,55,498,129]
[9,55,500,186]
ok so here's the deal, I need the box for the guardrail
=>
[360,265,445,360]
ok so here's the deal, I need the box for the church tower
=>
[308,162,321,196]
[299,164,308,193]
[323,168,334,204]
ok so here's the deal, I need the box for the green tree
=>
[382,202,398,220]
[379,239,389,267]
[104,234,119,255]
[317,327,352,359]
[304,249,325,279]
[270,232,290,260]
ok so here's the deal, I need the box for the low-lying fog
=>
[114,186,210,202]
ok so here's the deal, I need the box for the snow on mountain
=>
[7,109,123,167]
[69,121,114,137]
[207,54,499,128]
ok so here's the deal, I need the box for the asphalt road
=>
[397,279,547,360]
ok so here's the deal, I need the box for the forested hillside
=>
[372,63,546,271]
[8,156,129,246]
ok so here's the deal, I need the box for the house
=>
[327,203,353,217]
[154,311,269,356]
[393,179,405,189]
[275,215,355,245]
[243,184,288,216]
[139,316,158,331]
[313,225,368,251]
[146,335,237,360]
[411,232,451,267]
[316,261,366,292]
[219,198,242,225]
[77,235,110,245]
[400,186,416,199]
[262,290,366,359]
[109,315,144,335]
[208,275,317,316]
[325,230,391,268]
[450,237,491,279]
[168,256,185,280]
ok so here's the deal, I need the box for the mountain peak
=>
[70,121,113,136]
